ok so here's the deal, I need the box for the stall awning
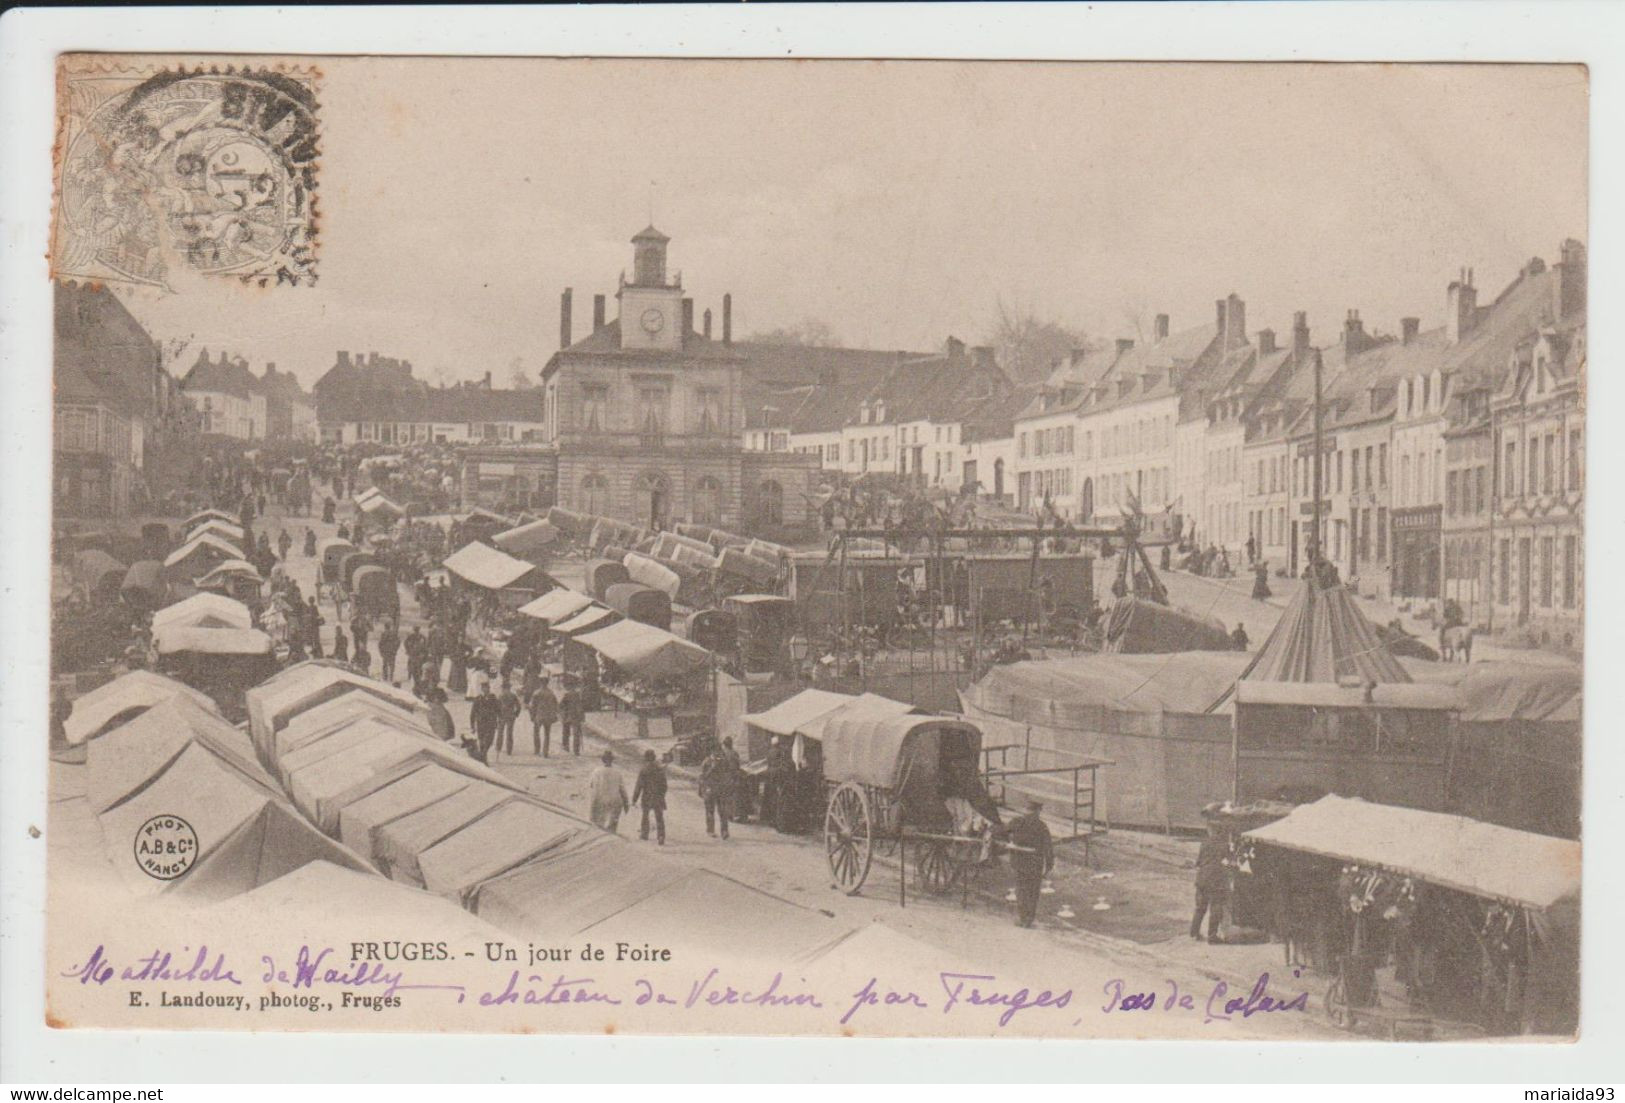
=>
[743,689,855,737]
[196,559,264,587]
[152,592,253,631]
[1234,680,1458,710]
[1244,795,1580,910]
[183,508,238,529]
[493,519,557,556]
[359,493,403,517]
[551,604,617,636]
[186,518,245,544]
[443,541,538,591]
[64,670,219,745]
[246,661,425,759]
[519,587,593,623]
[575,619,711,678]
[796,692,919,741]
[154,626,273,656]
[164,533,242,569]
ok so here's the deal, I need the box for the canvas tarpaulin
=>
[372,782,516,886]
[163,533,242,577]
[493,519,558,556]
[519,587,594,623]
[336,763,478,855]
[742,689,855,737]
[820,714,976,791]
[1237,576,1410,687]
[416,799,589,901]
[622,552,682,598]
[152,592,253,631]
[87,696,270,814]
[967,652,1252,718]
[153,626,273,656]
[195,559,264,588]
[273,692,433,768]
[1102,595,1232,654]
[575,618,711,678]
[246,662,425,760]
[183,508,237,530]
[73,548,126,590]
[443,541,538,591]
[185,518,245,544]
[470,833,688,937]
[64,670,218,744]
[1244,794,1580,909]
[551,604,617,636]
[796,692,919,741]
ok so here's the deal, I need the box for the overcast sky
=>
[117,59,1587,388]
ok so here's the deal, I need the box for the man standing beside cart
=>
[1005,797,1054,929]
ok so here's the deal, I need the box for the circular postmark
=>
[57,66,319,288]
[133,814,199,881]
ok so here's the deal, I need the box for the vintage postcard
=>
[40,53,1586,1043]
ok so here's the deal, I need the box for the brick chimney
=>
[703,308,713,340]
[1343,309,1375,355]
[1116,338,1135,356]
[593,294,606,332]
[1401,317,1420,345]
[681,297,694,336]
[1555,238,1587,318]
[560,288,573,350]
[972,345,996,371]
[483,371,492,389]
[1292,311,1310,354]
[1257,329,1276,355]
[1447,268,1478,344]
[1215,298,1227,331]
[1154,313,1170,342]
[945,336,966,360]
[337,351,350,367]
[1224,293,1247,349]
[723,293,733,345]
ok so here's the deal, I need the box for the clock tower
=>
[618,225,684,352]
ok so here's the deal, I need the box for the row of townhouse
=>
[54,282,199,518]
[746,337,1032,500]
[314,351,546,445]
[179,348,319,442]
[1006,239,1586,642]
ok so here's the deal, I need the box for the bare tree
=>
[1120,294,1151,346]
[508,356,536,389]
[987,296,1096,383]
[745,317,841,347]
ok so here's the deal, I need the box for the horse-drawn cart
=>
[820,710,1000,901]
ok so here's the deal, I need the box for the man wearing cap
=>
[1005,798,1055,929]
[699,738,740,840]
[632,749,669,845]
[588,751,630,833]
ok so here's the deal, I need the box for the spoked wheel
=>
[916,839,954,895]
[825,781,874,895]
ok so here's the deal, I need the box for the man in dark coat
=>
[403,626,425,688]
[631,750,668,845]
[378,619,401,683]
[527,680,558,757]
[559,683,585,755]
[764,735,794,833]
[303,596,324,658]
[469,683,502,763]
[1005,798,1055,929]
[1231,622,1250,651]
[699,737,740,840]
[496,679,522,758]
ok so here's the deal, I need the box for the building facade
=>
[536,227,819,534]
[181,350,267,440]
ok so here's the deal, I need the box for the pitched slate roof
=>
[181,350,258,399]
[54,281,161,416]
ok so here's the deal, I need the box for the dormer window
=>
[874,400,886,423]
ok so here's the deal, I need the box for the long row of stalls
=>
[243,663,854,960]
[143,591,277,720]
[77,678,370,903]
[1241,795,1579,1036]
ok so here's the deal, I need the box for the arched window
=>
[759,479,783,527]
[692,476,722,526]
[636,471,669,530]
[580,473,609,516]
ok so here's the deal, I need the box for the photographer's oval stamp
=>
[133,814,199,881]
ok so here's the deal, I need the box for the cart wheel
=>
[916,839,954,895]
[1325,976,1351,1029]
[825,781,874,895]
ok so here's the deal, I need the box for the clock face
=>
[640,307,666,335]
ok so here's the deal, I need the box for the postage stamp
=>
[52,56,320,290]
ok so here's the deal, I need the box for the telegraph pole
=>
[1310,348,1325,567]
